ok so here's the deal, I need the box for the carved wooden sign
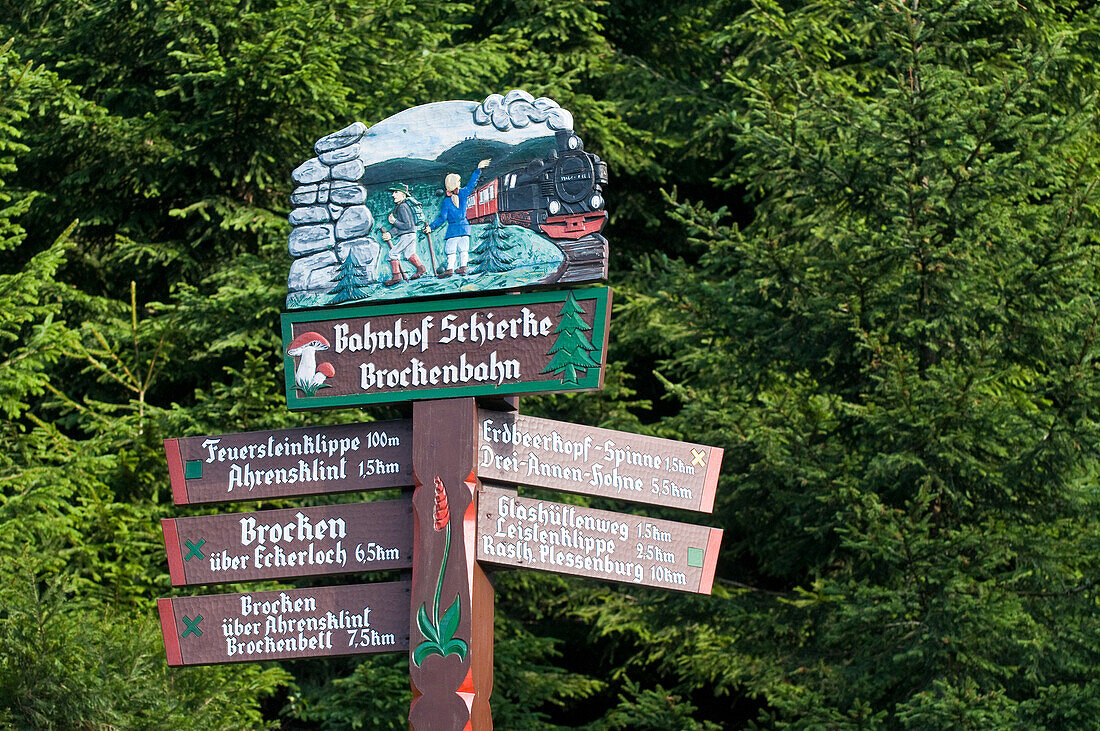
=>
[282,288,611,408]
[162,499,412,586]
[158,582,410,666]
[477,485,722,595]
[286,91,608,309]
[164,420,412,505]
[153,90,731,731]
[477,410,723,512]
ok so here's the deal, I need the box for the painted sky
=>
[356,92,573,167]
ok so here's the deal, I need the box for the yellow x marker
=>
[690,448,707,467]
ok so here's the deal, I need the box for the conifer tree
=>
[542,291,600,384]
[613,1,1100,726]
[329,245,372,304]
[0,0,652,724]
[472,214,517,273]
[0,40,291,729]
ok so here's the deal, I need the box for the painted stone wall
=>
[288,123,377,305]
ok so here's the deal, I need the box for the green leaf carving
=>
[438,595,461,642]
[413,641,441,667]
[442,637,469,660]
[416,604,439,644]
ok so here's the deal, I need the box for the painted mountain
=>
[286,91,610,310]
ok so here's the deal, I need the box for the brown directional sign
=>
[157,581,411,666]
[477,410,723,512]
[162,499,413,586]
[477,486,722,594]
[281,288,611,409]
[164,420,412,505]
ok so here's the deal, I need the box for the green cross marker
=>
[181,614,203,638]
[184,538,206,561]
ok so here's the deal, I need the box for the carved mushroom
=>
[314,361,336,387]
[286,331,330,389]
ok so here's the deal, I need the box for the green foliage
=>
[2,0,1099,727]
[596,678,720,731]
[613,0,1100,726]
[284,655,412,730]
[0,552,288,730]
[0,37,290,726]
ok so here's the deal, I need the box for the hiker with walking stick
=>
[381,183,428,286]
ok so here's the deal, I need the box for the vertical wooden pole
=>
[410,398,493,730]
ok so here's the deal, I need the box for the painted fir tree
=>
[541,291,600,384]
[328,244,372,304]
[471,213,518,273]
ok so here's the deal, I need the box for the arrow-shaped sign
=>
[477,410,723,512]
[164,420,412,505]
[477,485,722,594]
[162,499,413,586]
[158,582,411,666]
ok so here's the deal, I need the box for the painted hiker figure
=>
[382,184,428,286]
[425,159,491,277]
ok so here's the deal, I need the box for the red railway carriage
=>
[466,177,499,221]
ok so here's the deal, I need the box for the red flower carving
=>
[433,476,449,531]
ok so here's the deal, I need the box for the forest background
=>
[1,0,1099,728]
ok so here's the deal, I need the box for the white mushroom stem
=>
[293,346,319,385]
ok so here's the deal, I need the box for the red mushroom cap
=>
[286,331,330,354]
[317,362,336,377]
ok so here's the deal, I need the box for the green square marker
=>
[184,460,203,479]
[687,547,705,568]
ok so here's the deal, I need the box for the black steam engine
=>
[466,130,609,241]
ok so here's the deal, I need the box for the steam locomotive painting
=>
[466,130,609,241]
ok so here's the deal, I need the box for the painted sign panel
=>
[477,411,723,513]
[282,288,611,408]
[162,499,412,586]
[286,90,608,309]
[164,420,412,505]
[158,581,410,666]
[477,486,722,595]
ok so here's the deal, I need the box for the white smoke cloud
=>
[474,90,574,132]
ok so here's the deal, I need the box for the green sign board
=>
[281,288,611,409]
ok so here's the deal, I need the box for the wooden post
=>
[410,398,494,730]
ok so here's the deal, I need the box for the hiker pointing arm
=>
[423,160,490,277]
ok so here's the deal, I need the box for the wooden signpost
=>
[408,398,494,730]
[157,91,725,730]
[282,289,611,408]
[284,91,609,310]
[162,499,413,586]
[165,420,412,504]
[158,582,411,666]
[478,486,722,594]
[477,409,723,512]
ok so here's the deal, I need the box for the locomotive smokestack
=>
[555,129,582,153]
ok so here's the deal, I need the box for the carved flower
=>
[432,476,449,531]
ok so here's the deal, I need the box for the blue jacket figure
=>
[425,158,490,277]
